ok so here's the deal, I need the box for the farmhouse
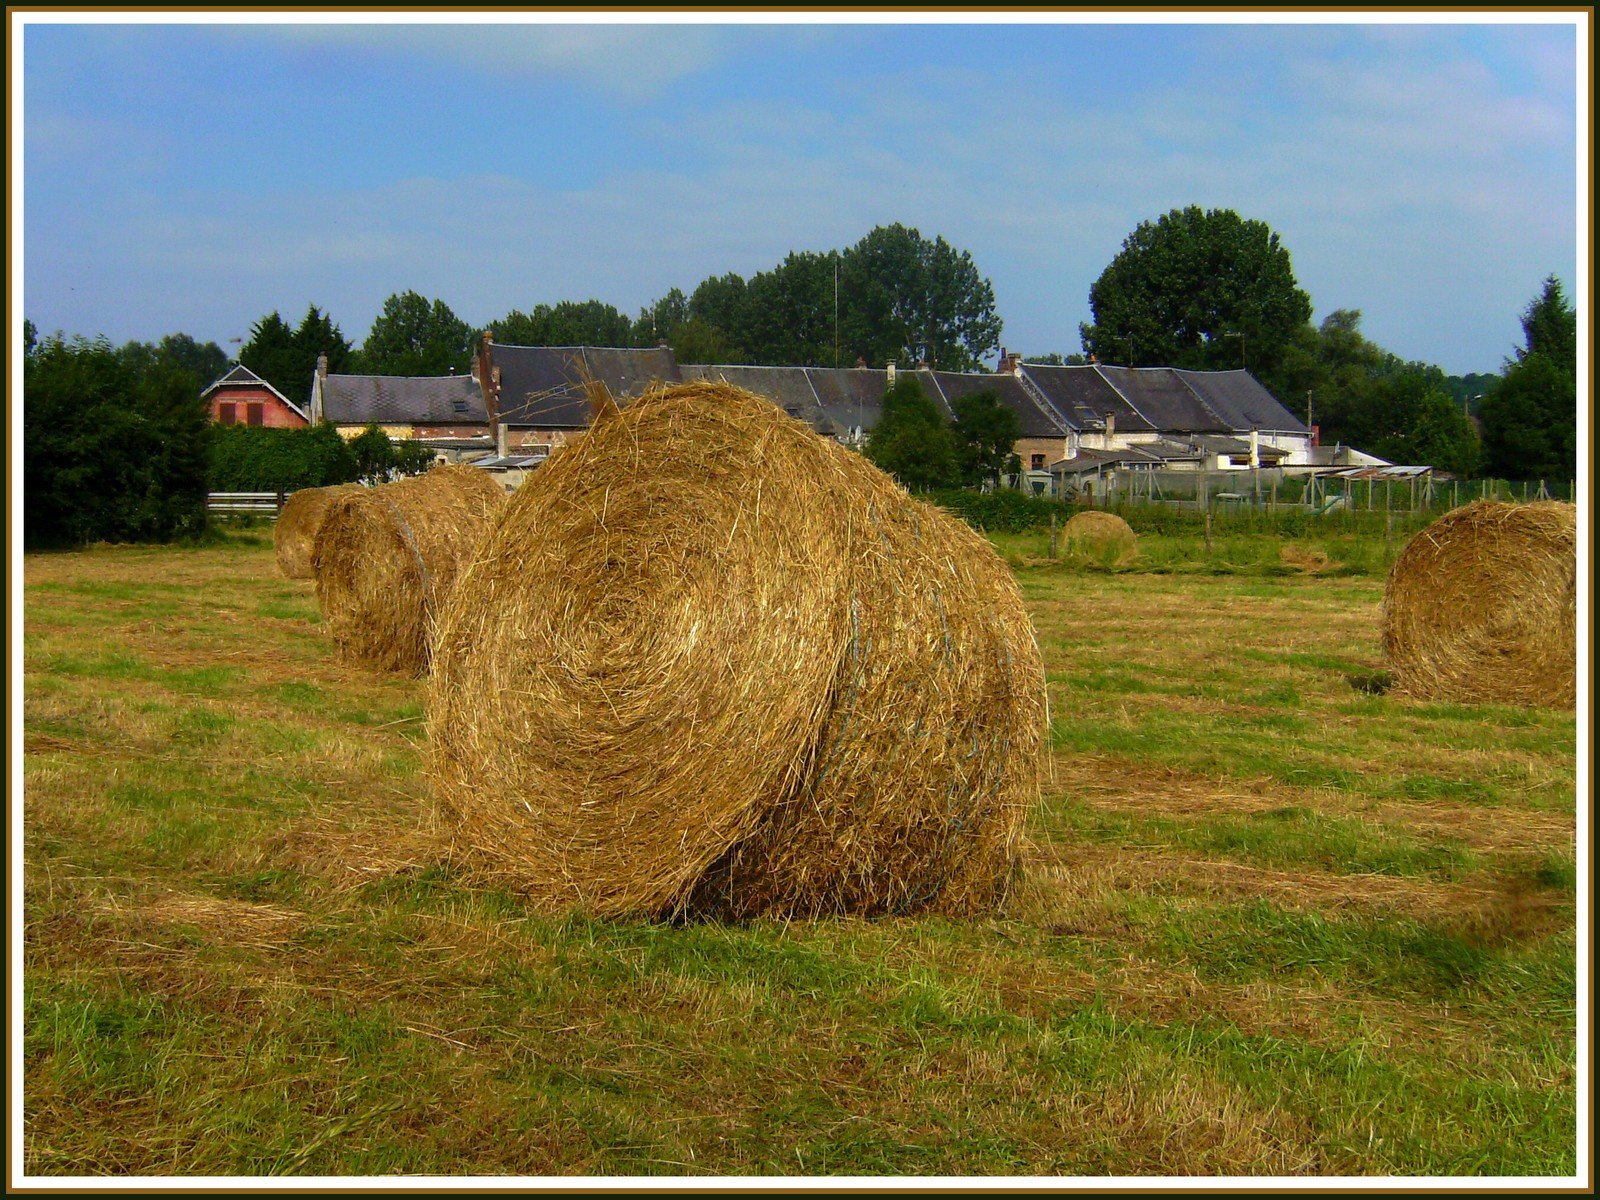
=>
[309,355,491,463]
[202,364,309,428]
[297,335,1326,492]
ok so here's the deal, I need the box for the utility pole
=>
[833,259,840,369]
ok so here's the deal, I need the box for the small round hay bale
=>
[428,381,1047,920]
[1383,500,1575,708]
[274,484,364,579]
[1279,543,1331,573]
[1062,510,1138,564]
[313,465,507,675]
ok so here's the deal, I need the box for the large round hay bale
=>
[428,381,1048,920]
[1383,500,1576,708]
[1062,509,1138,564]
[313,465,507,675]
[274,484,364,579]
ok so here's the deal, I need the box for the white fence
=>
[207,492,284,517]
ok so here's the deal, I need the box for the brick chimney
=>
[997,347,1022,374]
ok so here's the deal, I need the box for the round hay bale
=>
[274,484,364,579]
[1279,543,1331,573]
[1383,500,1576,708]
[428,381,1048,920]
[1062,510,1138,564]
[313,465,507,675]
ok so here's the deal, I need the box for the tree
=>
[490,300,634,347]
[1023,352,1088,366]
[633,288,690,347]
[240,304,353,404]
[355,291,474,375]
[950,389,1021,487]
[1478,276,1577,482]
[1517,275,1576,375]
[839,225,1002,370]
[1080,206,1312,395]
[25,336,210,549]
[863,375,961,491]
[1362,367,1480,477]
[742,251,841,366]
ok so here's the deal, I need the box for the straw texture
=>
[1383,500,1576,708]
[274,484,364,579]
[1063,510,1138,564]
[428,381,1048,919]
[313,465,506,675]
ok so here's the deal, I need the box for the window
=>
[218,403,236,425]
[246,403,264,427]
[1031,454,1045,471]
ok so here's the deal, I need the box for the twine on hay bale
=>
[1383,499,1576,708]
[274,484,364,579]
[313,465,507,675]
[1062,510,1138,564]
[428,381,1048,920]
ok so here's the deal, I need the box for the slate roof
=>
[1174,369,1310,435]
[318,373,487,426]
[679,364,840,435]
[492,345,681,426]
[803,368,891,437]
[920,371,1062,438]
[1016,364,1153,433]
[1093,366,1232,434]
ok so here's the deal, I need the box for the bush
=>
[207,422,359,493]
[24,336,211,549]
[927,488,1073,533]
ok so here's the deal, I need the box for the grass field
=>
[20,529,1580,1178]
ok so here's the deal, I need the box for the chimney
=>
[1104,411,1115,441]
[886,362,897,388]
[1249,428,1260,469]
[997,347,1022,374]
[497,419,509,459]
[1311,423,1321,448]
[316,352,328,379]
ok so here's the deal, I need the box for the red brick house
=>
[201,364,310,428]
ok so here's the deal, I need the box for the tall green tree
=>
[863,375,961,491]
[633,288,690,347]
[1479,276,1577,482]
[1080,206,1312,396]
[240,305,352,402]
[950,389,1022,487]
[25,336,210,548]
[355,292,474,376]
[839,225,1001,370]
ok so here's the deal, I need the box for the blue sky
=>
[18,16,1583,376]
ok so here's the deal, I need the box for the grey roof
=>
[319,373,487,425]
[803,368,891,435]
[920,371,1063,438]
[680,364,840,436]
[1192,433,1291,461]
[1016,364,1154,433]
[493,344,681,427]
[1093,366,1232,433]
[1174,369,1310,434]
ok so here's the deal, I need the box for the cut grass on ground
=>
[22,533,1578,1177]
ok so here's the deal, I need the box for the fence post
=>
[1049,511,1058,559]
[1384,481,1393,564]
[1204,472,1213,555]
[1452,480,1458,511]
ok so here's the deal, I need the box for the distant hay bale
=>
[1279,544,1331,574]
[428,381,1048,920]
[274,484,364,579]
[1062,510,1138,564]
[1383,500,1576,708]
[313,465,507,675]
